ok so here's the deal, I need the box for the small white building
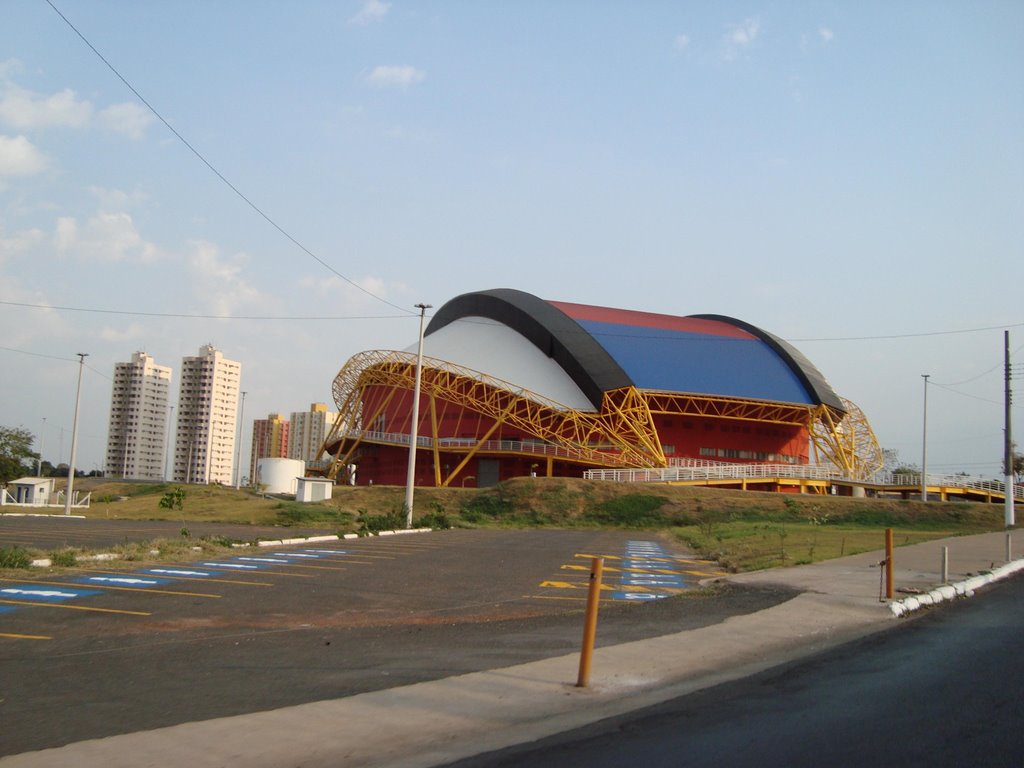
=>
[1,477,55,506]
[296,477,333,503]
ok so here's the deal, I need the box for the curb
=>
[889,558,1024,617]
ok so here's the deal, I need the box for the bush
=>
[358,508,405,533]
[0,546,32,569]
[49,549,77,567]
[581,494,676,528]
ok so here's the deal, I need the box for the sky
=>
[1,0,1022,481]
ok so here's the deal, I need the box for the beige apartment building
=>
[105,351,172,481]
[172,344,241,485]
[288,402,338,468]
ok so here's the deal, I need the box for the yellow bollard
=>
[885,528,894,600]
[576,557,604,688]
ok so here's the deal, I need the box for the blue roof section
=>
[427,289,845,413]
[571,319,816,404]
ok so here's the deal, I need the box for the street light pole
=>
[921,374,930,502]
[37,417,46,476]
[64,353,88,516]
[236,390,247,490]
[405,303,432,529]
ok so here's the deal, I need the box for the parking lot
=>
[0,522,784,756]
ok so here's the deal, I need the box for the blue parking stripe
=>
[74,575,172,588]
[1,585,100,602]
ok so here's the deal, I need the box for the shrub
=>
[49,549,77,567]
[0,546,33,568]
[581,494,674,528]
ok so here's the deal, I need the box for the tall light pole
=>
[235,390,247,490]
[921,374,930,502]
[404,303,432,529]
[64,353,88,516]
[164,403,175,481]
[37,417,46,476]
[1004,331,1015,528]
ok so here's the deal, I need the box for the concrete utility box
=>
[296,477,333,503]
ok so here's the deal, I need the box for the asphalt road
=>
[0,527,794,756]
[442,573,1024,768]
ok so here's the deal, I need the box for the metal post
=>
[37,417,45,476]
[404,303,431,529]
[235,391,247,489]
[64,353,88,516]
[1005,331,1015,527]
[885,528,894,600]
[1007,533,1012,563]
[164,404,174,481]
[921,374,930,502]
[576,557,605,688]
[941,546,949,584]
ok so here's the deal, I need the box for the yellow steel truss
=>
[809,397,884,481]
[319,350,882,484]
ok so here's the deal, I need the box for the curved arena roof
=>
[424,288,845,415]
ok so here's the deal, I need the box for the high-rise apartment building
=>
[105,351,172,480]
[173,344,241,485]
[250,413,289,478]
[288,402,338,467]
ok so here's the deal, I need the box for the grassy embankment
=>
[1,476,1007,574]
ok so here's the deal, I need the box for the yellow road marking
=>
[561,564,689,576]
[0,599,150,616]
[0,632,52,640]
[539,580,616,591]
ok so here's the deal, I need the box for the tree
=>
[0,426,38,483]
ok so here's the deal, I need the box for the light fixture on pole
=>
[236,390,247,490]
[405,303,432,529]
[921,374,930,502]
[64,353,88,516]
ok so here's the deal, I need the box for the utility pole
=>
[1005,331,1015,527]
[921,374,930,502]
[37,417,46,476]
[405,303,431,529]
[64,353,88,516]
[236,391,247,489]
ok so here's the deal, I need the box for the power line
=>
[44,0,413,316]
[789,321,1024,342]
[0,299,409,321]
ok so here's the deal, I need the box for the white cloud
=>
[0,85,92,129]
[819,27,834,43]
[723,18,759,61]
[0,226,44,264]
[98,102,155,140]
[54,212,158,263]
[0,134,48,176]
[674,34,690,52]
[349,0,390,26]
[366,65,426,88]
[99,322,147,343]
[0,82,152,139]
[186,240,263,316]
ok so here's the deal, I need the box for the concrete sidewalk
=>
[3,530,1021,768]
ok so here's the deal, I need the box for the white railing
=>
[0,488,91,510]
[585,463,841,484]
[584,465,1024,500]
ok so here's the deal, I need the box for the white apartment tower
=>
[105,351,172,481]
[289,402,338,467]
[173,345,241,485]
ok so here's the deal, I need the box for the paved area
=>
[1,529,1021,768]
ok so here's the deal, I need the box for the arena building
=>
[318,289,881,491]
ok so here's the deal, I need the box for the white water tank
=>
[255,458,305,495]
